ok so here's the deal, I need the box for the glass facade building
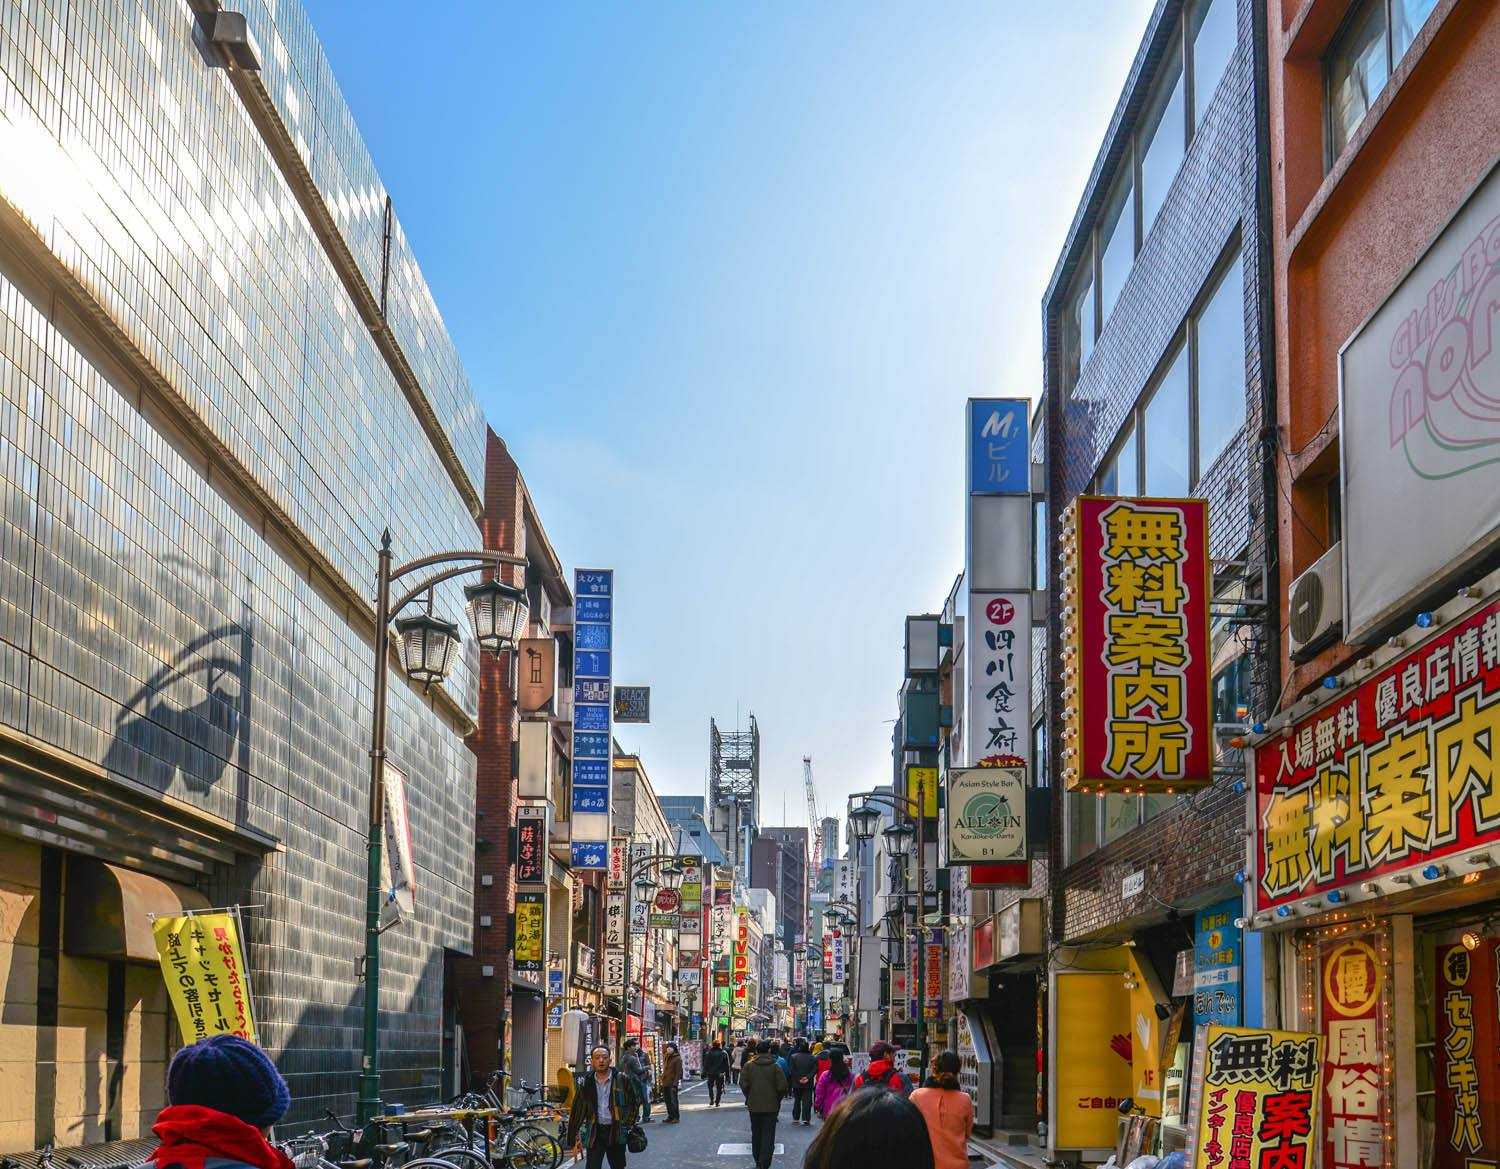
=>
[0,0,486,1142]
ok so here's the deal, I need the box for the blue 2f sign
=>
[968,399,1030,495]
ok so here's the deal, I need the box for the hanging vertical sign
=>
[1435,937,1500,1167]
[1315,934,1390,1169]
[733,907,750,1015]
[570,569,613,868]
[1193,899,1243,1028]
[1060,497,1213,793]
[513,891,546,975]
[515,806,546,885]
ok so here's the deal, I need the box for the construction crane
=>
[804,755,822,870]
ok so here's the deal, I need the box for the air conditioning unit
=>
[1289,540,1343,660]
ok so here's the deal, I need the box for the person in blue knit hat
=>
[150,1036,295,1169]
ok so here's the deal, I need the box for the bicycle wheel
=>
[500,1126,559,1169]
[406,1157,473,1169]
[427,1148,489,1169]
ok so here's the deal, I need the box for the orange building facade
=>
[1254,5,1499,1169]
[1267,0,1498,692]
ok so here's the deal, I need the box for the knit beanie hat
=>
[166,1035,291,1128]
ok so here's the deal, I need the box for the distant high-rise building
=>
[752,827,809,950]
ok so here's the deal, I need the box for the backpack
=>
[853,1068,905,1093]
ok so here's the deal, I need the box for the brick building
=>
[454,432,575,1091]
[1038,0,1278,1158]
[1245,5,1499,1166]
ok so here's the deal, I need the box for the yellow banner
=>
[153,912,257,1044]
[1192,1026,1324,1169]
[907,765,939,818]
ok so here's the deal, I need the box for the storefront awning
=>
[62,856,209,962]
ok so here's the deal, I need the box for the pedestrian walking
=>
[661,1042,683,1124]
[566,1046,642,1169]
[850,1041,908,1095]
[801,1087,933,1169]
[739,1039,789,1169]
[910,1052,974,1169]
[729,1039,745,1086]
[149,1035,294,1169]
[787,1038,818,1126]
[703,1040,730,1106]
[812,1048,853,1121]
[621,1038,653,1123]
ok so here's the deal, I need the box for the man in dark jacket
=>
[661,1043,683,1124]
[738,1040,789,1169]
[567,1046,641,1169]
[149,1035,294,1169]
[620,1038,652,1122]
[786,1038,818,1125]
[702,1040,730,1106]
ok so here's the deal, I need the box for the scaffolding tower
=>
[709,715,760,881]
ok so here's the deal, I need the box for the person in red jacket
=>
[149,1035,294,1169]
[851,1041,909,1094]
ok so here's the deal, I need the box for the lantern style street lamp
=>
[848,803,883,844]
[358,531,528,1124]
[464,578,529,656]
[882,822,916,859]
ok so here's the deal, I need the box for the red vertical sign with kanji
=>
[1318,937,1388,1169]
[1435,938,1500,1169]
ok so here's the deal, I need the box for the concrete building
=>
[751,827,809,952]
[0,0,487,1145]
[1039,0,1276,1159]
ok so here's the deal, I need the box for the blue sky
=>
[309,0,1156,827]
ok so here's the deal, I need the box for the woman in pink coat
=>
[813,1048,854,1120]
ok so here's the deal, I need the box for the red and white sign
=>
[1317,936,1388,1169]
[1254,598,1500,913]
[1434,936,1500,1167]
[653,888,681,913]
[1062,496,1212,793]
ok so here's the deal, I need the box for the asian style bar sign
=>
[1253,596,1500,914]
[1060,497,1213,793]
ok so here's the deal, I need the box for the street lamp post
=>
[847,790,929,1067]
[622,853,683,1057]
[359,531,529,1124]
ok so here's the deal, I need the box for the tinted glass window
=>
[1391,0,1438,60]
[1098,171,1135,326]
[1101,795,1140,844]
[1191,0,1237,127]
[1065,265,1095,392]
[1327,0,1389,161]
[1067,792,1098,863]
[1099,425,1138,496]
[1144,346,1190,495]
[1140,48,1185,236]
[1195,253,1246,473]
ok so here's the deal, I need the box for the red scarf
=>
[151,1105,294,1169]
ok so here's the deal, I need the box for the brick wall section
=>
[1041,0,1273,942]
[453,430,527,1082]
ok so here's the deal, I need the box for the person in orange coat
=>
[909,1051,974,1169]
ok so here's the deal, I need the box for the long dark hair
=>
[826,1049,851,1084]
[929,1050,961,1090]
[803,1089,933,1169]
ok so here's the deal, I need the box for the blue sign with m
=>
[968,399,1031,495]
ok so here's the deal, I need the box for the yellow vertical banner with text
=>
[1191,1026,1324,1169]
[906,765,939,819]
[153,912,258,1044]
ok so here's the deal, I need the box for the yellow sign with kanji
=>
[153,912,257,1045]
[907,765,939,818]
[1060,497,1213,794]
[1192,1026,1325,1169]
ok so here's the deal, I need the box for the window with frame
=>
[1060,0,1239,396]
[1092,246,1246,498]
[1325,0,1439,165]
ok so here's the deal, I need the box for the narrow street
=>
[627,1080,818,1169]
